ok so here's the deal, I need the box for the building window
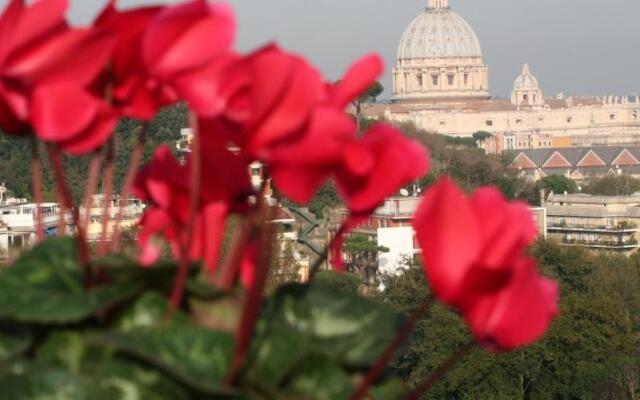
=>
[447,74,454,86]
[439,121,446,126]
[485,120,493,127]
[464,73,469,85]
[538,116,544,122]
[610,114,616,120]
[431,75,439,86]
[633,113,638,120]
[523,94,528,103]
[416,74,423,88]
[566,117,572,123]
[515,119,522,125]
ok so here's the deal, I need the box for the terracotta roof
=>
[508,146,640,172]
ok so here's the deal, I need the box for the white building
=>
[364,0,640,146]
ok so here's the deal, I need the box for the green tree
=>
[583,174,640,196]
[343,234,388,285]
[353,81,383,131]
[314,270,360,294]
[379,241,639,399]
[472,130,493,143]
[538,175,578,196]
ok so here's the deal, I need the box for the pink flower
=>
[0,0,116,153]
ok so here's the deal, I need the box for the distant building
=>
[80,194,145,243]
[363,0,640,145]
[508,146,640,181]
[544,192,640,254]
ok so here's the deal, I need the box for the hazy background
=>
[6,0,640,99]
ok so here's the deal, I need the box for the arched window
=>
[523,94,529,103]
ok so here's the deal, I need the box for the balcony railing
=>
[560,238,639,249]
[548,223,638,234]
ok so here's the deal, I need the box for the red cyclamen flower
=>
[0,0,116,154]
[134,144,251,272]
[329,123,430,270]
[95,0,235,119]
[413,177,558,349]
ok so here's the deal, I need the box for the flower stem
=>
[402,341,475,400]
[82,152,103,232]
[110,123,148,253]
[349,296,435,400]
[169,113,200,310]
[31,138,44,242]
[98,138,115,256]
[226,204,274,385]
[47,145,92,281]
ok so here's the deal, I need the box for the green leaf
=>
[0,238,141,323]
[115,292,187,332]
[0,326,30,364]
[247,283,404,387]
[370,377,408,400]
[87,359,190,400]
[0,360,191,400]
[284,354,353,400]
[0,362,88,399]
[90,326,235,396]
[36,332,86,374]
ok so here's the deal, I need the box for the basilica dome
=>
[393,0,490,104]
[397,3,482,60]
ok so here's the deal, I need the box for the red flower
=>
[465,257,559,351]
[95,0,235,119]
[0,0,115,153]
[413,177,558,348]
[413,178,538,308]
[336,123,429,214]
[213,44,326,156]
[134,144,251,271]
[328,123,429,270]
[328,53,384,109]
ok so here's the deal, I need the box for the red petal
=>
[0,0,25,64]
[200,202,229,273]
[5,28,113,87]
[271,165,332,205]
[248,55,324,153]
[7,0,67,57]
[143,0,234,77]
[30,84,101,142]
[138,208,174,266]
[266,107,357,165]
[465,258,559,351]
[59,103,117,155]
[331,53,383,109]
[413,177,481,305]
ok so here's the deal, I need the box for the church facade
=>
[363,0,640,153]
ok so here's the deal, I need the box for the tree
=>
[343,233,388,285]
[379,241,639,399]
[314,270,360,294]
[583,174,640,196]
[538,175,578,196]
[472,130,493,143]
[353,81,383,132]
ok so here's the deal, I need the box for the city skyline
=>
[3,0,638,99]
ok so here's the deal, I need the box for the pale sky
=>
[4,0,640,99]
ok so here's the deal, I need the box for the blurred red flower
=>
[134,144,251,271]
[413,177,558,349]
[95,0,235,119]
[0,0,115,153]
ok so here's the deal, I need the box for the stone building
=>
[364,0,640,146]
[544,193,640,254]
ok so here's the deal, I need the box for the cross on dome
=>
[428,0,449,9]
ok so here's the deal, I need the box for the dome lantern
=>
[428,0,449,9]
[512,63,544,108]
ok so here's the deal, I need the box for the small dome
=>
[397,1,482,60]
[514,64,540,90]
